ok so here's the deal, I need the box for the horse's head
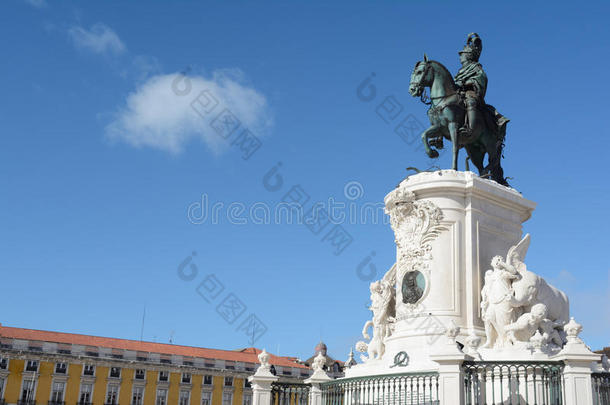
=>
[409,54,433,97]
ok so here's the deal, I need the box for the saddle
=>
[428,101,508,150]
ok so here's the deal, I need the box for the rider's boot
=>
[459,99,479,137]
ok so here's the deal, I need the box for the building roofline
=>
[0,324,308,369]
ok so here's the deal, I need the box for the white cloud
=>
[68,23,126,56]
[106,70,273,154]
[23,0,46,8]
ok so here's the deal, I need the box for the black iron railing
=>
[593,372,610,405]
[321,372,440,405]
[272,381,310,405]
[462,361,564,405]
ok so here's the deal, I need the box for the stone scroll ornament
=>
[384,188,447,310]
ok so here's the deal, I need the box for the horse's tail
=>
[485,104,510,186]
[496,129,506,160]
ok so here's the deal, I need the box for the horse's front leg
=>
[421,125,441,158]
[448,121,459,170]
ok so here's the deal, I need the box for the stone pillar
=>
[555,318,601,405]
[248,372,278,405]
[248,350,279,405]
[304,367,332,405]
[429,322,467,405]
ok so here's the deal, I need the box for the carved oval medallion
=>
[401,270,425,304]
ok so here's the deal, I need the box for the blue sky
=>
[1,0,608,361]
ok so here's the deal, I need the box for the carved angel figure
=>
[356,274,396,362]
[480,234,570,350]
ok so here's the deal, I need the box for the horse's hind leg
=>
[465,144,485,174]
[483,139,508,185]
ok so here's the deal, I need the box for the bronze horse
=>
[409,55,508,186]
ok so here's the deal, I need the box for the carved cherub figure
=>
[539,318,564,347]
[505,303,547,344]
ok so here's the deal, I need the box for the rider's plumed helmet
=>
[459,33,482,62]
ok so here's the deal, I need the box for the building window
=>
[84,346,98,357]
[109,367,121,378]
[135,369,145,380]
[25,360,38,372]
[29,343,43,352]
[156,388,168,405]
[21,378,36,403]
[242,393,252,405]
[201,391,212,405]
[50,381,65,403]
[83,364,95,376]
[224,376,233,387]
[57,344,71,355]
[0,357,8,370]
[106,384,119,405]
[159,371,169,382]
[244,379,251,388]
[55,362,67,374]
[132,386,144,405]
[222,392,233,405]
[181,372,191,384]
[179,390,190,405]
[79,382,93,404]
[203,375,213,385]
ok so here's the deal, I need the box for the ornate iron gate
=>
[462,361,564,405]
[272,381,311,405]
[321,372,440,405]
[592,372,610,405]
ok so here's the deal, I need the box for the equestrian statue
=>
[409,33,510,186]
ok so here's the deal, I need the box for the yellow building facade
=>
[0,324,309,405]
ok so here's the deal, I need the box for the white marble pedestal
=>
[348,170,537,376]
